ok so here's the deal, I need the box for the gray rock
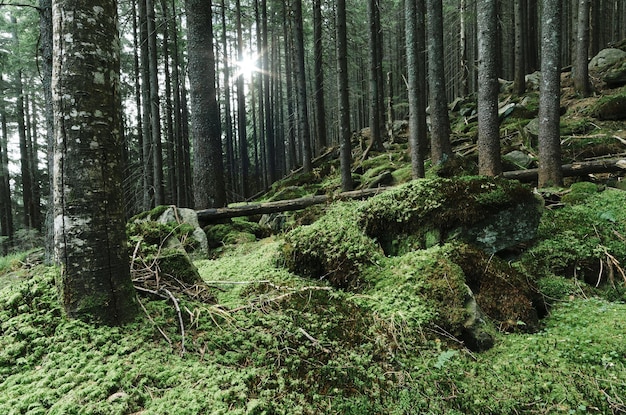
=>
[156,206,208,254]
[461,284,494,352]
[525,118,540,138]
[589,48,626,71]
[503,150,533,168]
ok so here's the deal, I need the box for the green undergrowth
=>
[1,255,625,414]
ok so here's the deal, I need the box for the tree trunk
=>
[405,0,427,178]
[185,0,227,208]
[220,0,236,197]
[160,0,176,204]
[367,0,385,154]
[573,0,591,97]
[146,0,164,205]
[313,0,327,151]
[538,0,563,188]
[513,0,526,95]
[0,76,13,254]
[426,0,453,165]
[293,0,313,173]
[235,0,250,198]
[138,0,153,209]
[336,0,353,191]
[52,0,137,325]
[477,0,502,176]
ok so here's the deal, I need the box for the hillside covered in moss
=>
[1,76,626,414]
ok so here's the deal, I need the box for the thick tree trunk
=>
[52,0,137,325]
[186,0,227,208]
[477,0,502,176]
[138,0,153,209]
[538,0,563,187]
[513,0,526,95]
[336,0,353,191]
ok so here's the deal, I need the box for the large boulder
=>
[357,177,543,256]
[589,48,626,88]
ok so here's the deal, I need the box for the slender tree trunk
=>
[459,0,469,97]
[220,0,236,198]
[406,0,427,178]
[313,0,327,151]
[52,0,137,325]
[574,0,591,97]
[261,0,276,184]
[538,0,563,187]
[131,0,145,212]
[426,0,453,166]
[367,0,385,153]
[336,0,353,191]
[160,0,176,204]
[293,0,313,173]
[146,0,164,205]
[171,0,187,207]
[477,0,502,176]
[138,0,153,209]
[186,0,227,208]
[0,76,13,254]
[236,0,249,198]
[513,0,526,95]
[39,0,54,258]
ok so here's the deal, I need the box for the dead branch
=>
[503,158,626,182]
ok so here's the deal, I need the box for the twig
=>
[162,288,186,357]
[229,286,333,313]
[136,295,172,348]
[298,327,331,353]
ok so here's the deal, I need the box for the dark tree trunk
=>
[406,0,427,178]
[513,0,526,95]
[293,0,313,173]
[52,0,137,325]
[313,0,327,151]
[138,0,153,209]
[261,0,276,184]
[220,0,236,197]
[160,0,176,204]
[336,0,353,191]
[185,0,227,208]
[477,0,502,176]
[538,0,563,187]
[367,0,385,153]
[574,0,591,97]
[426,0,453,165]
[0,75,13,254]
[146,0,164,205]
[236,0,250,198]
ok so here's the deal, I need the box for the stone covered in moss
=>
[281,202,383,289]
[590,89,626,120]
[561,182,599,205]
[357,177,542,255]
[204,219,269,250]
[522,188,626,288]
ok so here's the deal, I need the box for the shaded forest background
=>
[0,0,625,253]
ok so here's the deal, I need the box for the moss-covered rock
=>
[522,188,626,289]
[561,181,599,205]
[444,243,541,332]
[204,219,269,250]
[357,177,542,256]
[281,202,383,289]
[590,90,626,120]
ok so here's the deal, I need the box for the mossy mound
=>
[204,219,269,250]
[522,188,626,292]
[590,88,626,120]
[281,202,383,289]
[445,243,541,332]
[357,176,542,255]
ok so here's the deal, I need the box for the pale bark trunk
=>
[52,0,137,324]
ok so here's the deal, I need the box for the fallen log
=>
[197,186,391,225]
[503,158,626,182]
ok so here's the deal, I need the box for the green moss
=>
[281,202,383,288]
[357,176,537,255]
[522,188,626,290]
[204,219,268,250]
[561,181,599,205]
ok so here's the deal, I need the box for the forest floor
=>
[1,82,626,414]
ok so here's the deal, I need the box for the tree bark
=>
[406,0,427,178]
[477,0,502,176]
[52,0,137,325]
[573,0,591,97]
[367,0,385,154]
[235,0,249,198]
[538,0,563,187]
[336,0,353,191]
[185,0,227,208]
[293,0,313,173]
[426,0,453,166]
[503,158,626,182]
[313,0,327,151]
[513,0,526,95]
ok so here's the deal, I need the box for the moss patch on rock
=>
[281,202,383,289]
[522,188,626,291]
[357,177,541,255]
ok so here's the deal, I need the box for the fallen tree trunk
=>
[197,187,391,224]
[503,158,626,182]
